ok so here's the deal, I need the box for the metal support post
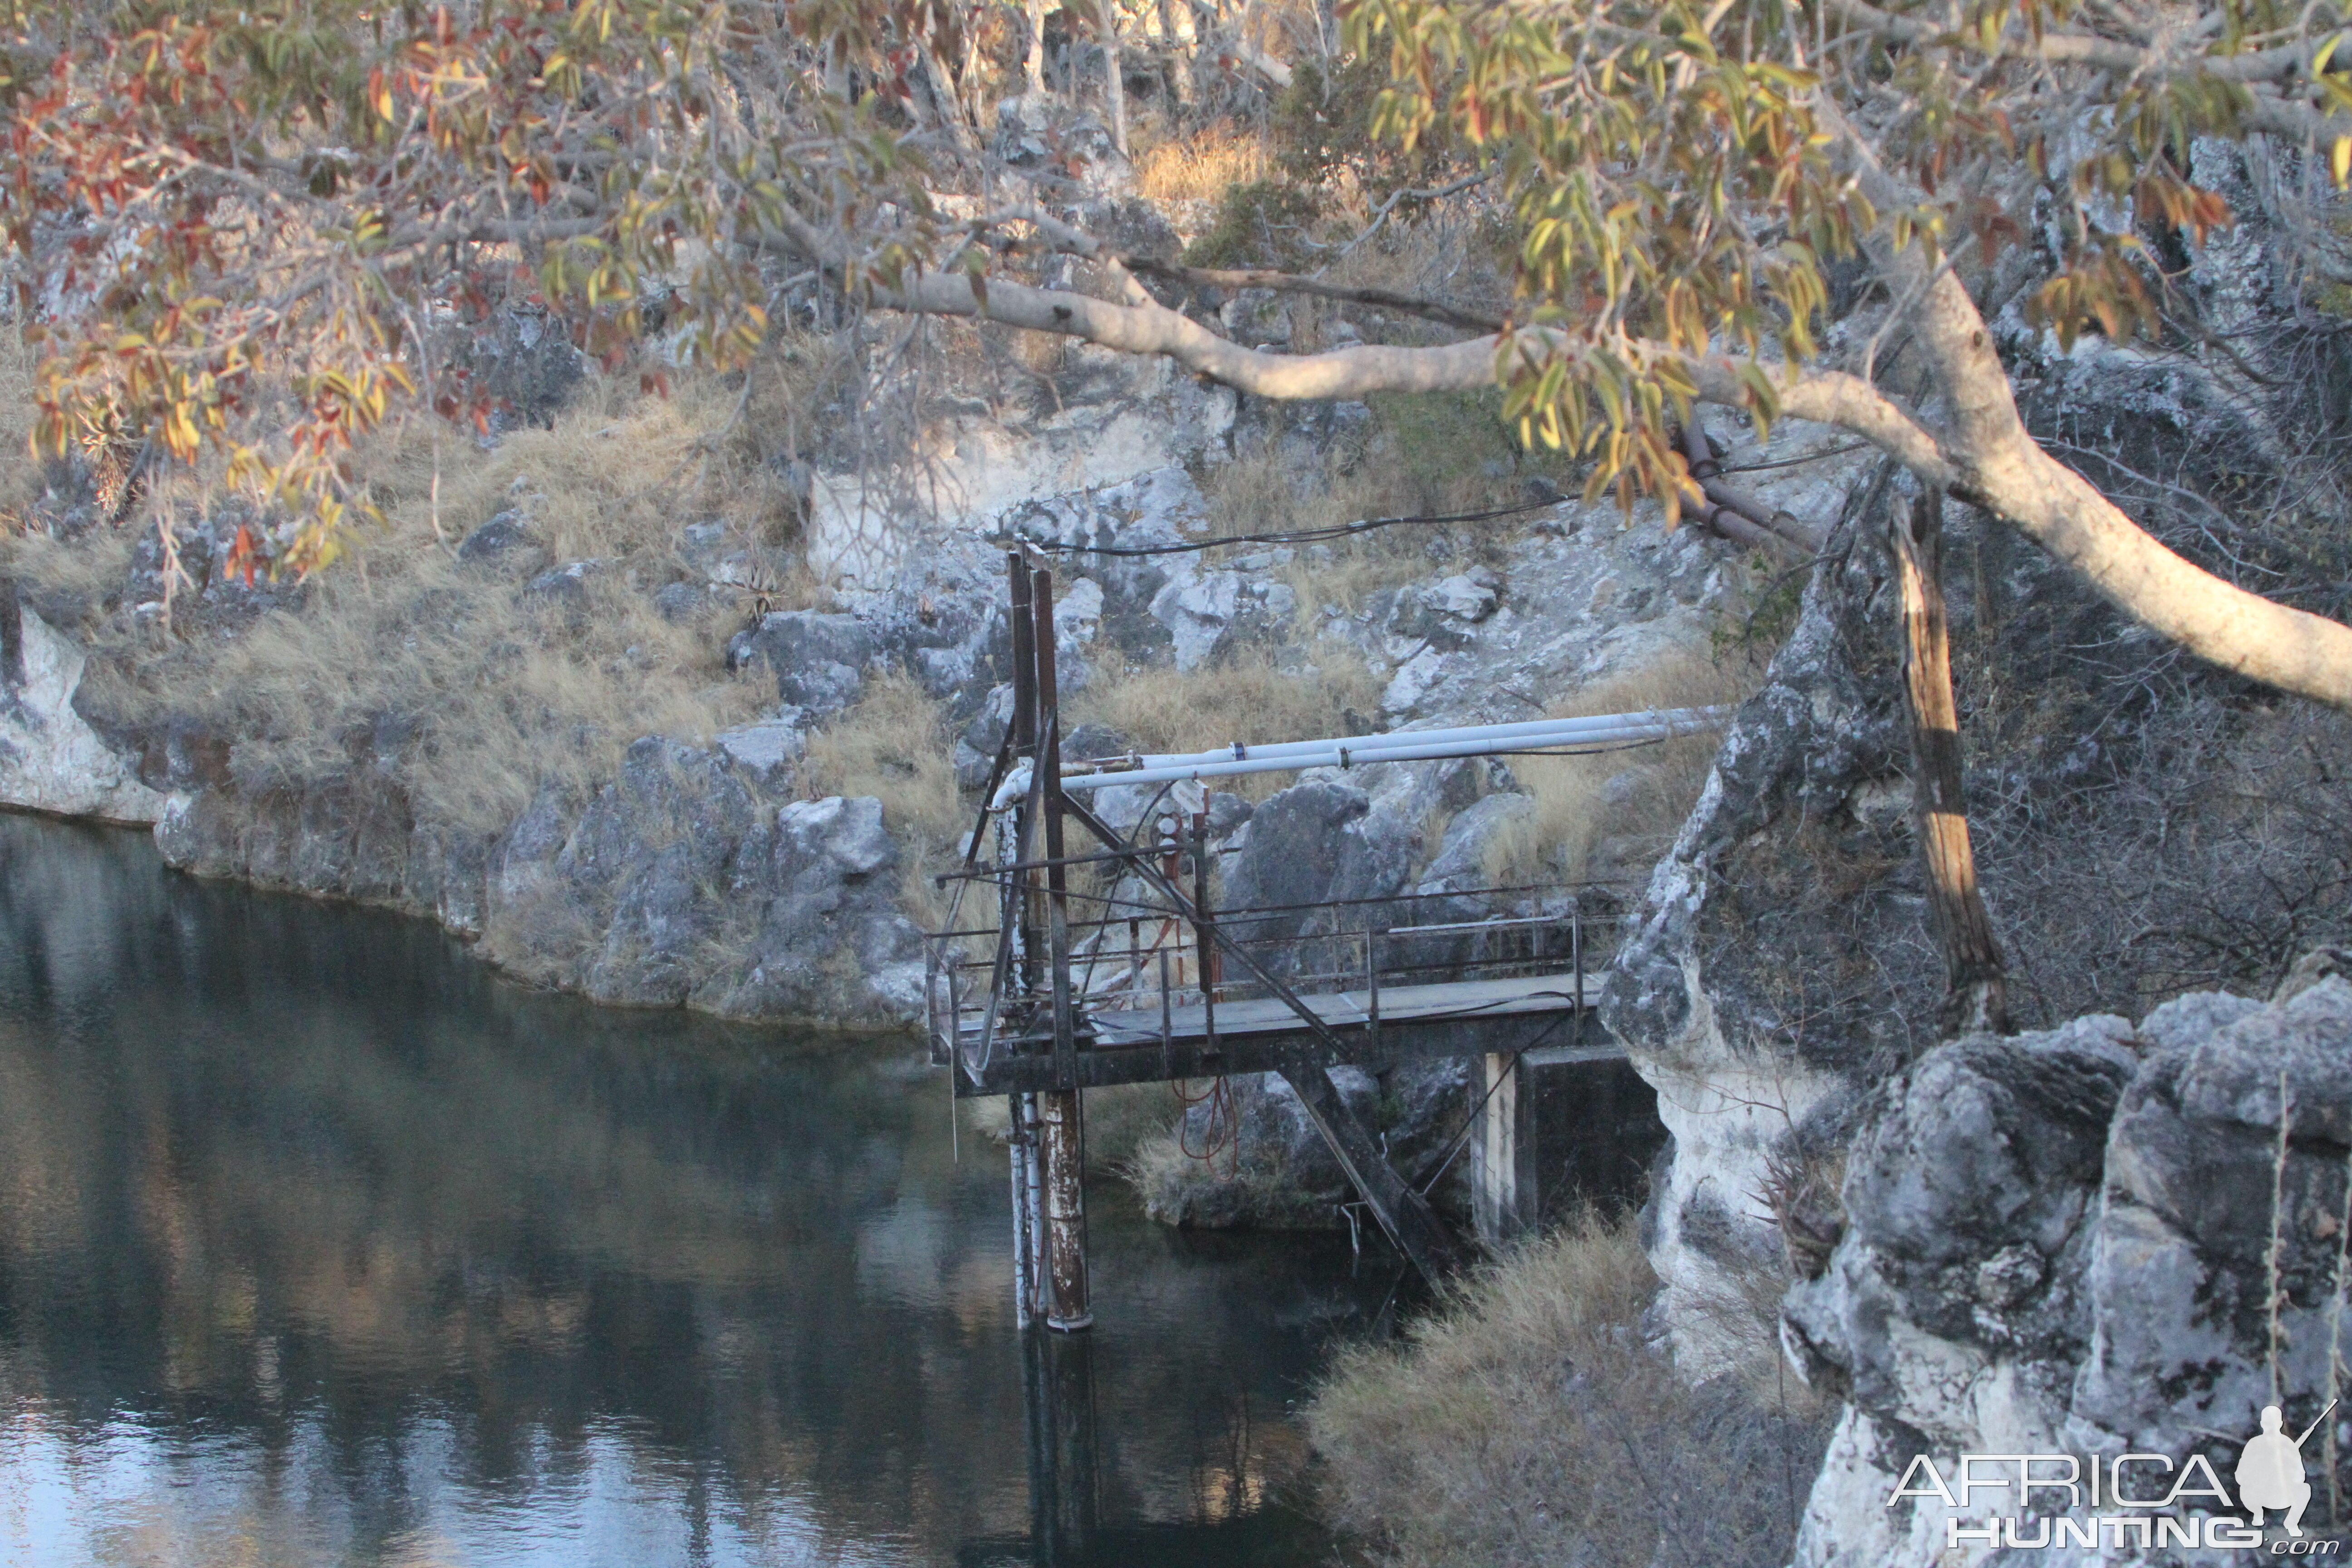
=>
[1025,1093,1047,1312]
[1009,1092,1037,1328]
[1192,810,1216,1058]
[1009,559,1044,1007]
[1158,948,1172,1081]
[1472,1053,1520,1242]
[1039,1086,1092,1331]
[1571,899,1584,1030]
[1032,565,1090,1333]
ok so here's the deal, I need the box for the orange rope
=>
[1172,1073,1240,1176]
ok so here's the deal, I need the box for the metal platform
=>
[931,549,1674,1307]
[944,974,1622,1094]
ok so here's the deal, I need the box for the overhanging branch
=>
[1120,257,1506,333]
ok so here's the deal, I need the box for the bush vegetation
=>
[43,369,793,836]
[1307,1208,1833,1568]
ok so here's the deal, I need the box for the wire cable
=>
[1000,495,1561,558]
[996,441,1866,561]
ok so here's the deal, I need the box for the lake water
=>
[0,815,1400,1567]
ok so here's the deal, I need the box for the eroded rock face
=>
[705,794,927,1023]
[732,610,878,717]
[0,593,165,823]
[1597,509,1910,1370]
[805,349,1236,589]
[157,728,926,1028]
[1784,973,2352,1565]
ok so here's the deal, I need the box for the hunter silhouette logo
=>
[1890,1399,2346,1551]
[2238,1401,2336,1537]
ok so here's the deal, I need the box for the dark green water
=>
[0,814,1396,1566]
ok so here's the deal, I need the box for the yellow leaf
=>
[2334,135,2352,190]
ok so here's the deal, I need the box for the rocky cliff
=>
[1786,957,2352,1562]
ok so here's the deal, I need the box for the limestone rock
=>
[0,594,164,823]
[1415,792,1534,896]
[1786,973,2352,1565]
[707,795,926,1022]
[457,510,550,576]
[736,610,877,717]
[715,719,805,779]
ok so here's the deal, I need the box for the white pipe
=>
[1059,717,1718,791]
[1070,706,1729,770]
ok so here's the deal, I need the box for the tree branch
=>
[1119,257,1506,332]
[1832,0,2343,83]
[1862,171,2352,708]
[879,266,1503,396]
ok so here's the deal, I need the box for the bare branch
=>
[878,267,1503,396]
[1119,257,1507,332]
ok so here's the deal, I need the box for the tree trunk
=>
[1025,0,1049,94]
[915,33,978,154]
[1157,0,1196,107]
[1890,487,2011,1037]
[1099,0,1129,155]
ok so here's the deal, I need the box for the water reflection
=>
[0,815,1392,1566]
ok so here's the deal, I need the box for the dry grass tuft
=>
[1133,121,1274,204]
[358,368,805,564]
[1122,1118,1341,1228]
[66,368,802,837]
[1485,647,1769,885]
[0,526,139,613]
[1071,647,1383,799]
[1307,1207,1831,1568]
[800,670,965,924]
[1081,1082,1182,1174]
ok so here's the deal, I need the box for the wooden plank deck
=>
[946,972,1623,1095]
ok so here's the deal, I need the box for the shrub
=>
[1181,179,1326,270]
[1306,1208,1832,1568]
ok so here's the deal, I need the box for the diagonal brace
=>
[1059,796,1469,1282]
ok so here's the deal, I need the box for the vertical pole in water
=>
[1004,554,1047,1329]
[1009,1093,1036,1328]
[1032,566,1091,1333]
[1039,1088,1090,1331]
[1022,1314,1100,1562]
[1473,1053,1519,1242]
